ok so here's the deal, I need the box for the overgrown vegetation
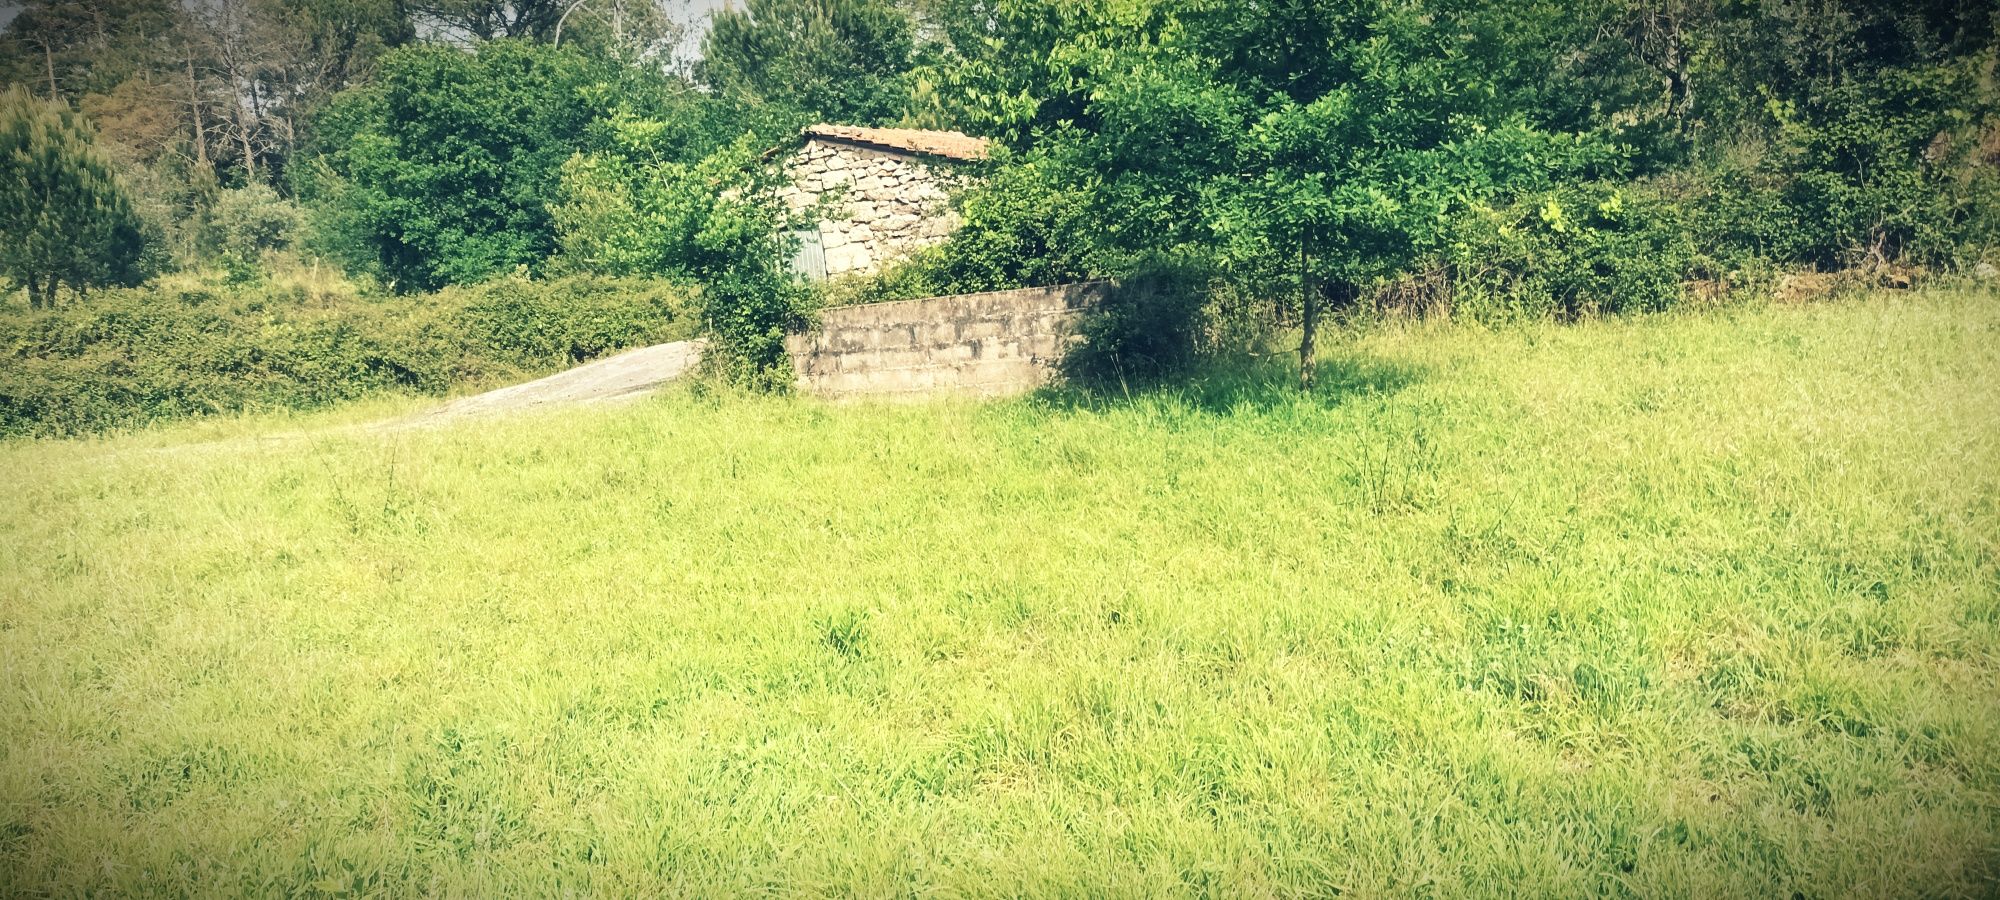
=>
[840,0,2000,384]
[297,41,692,291]
[0,270,694,437]
[551,124,811,386]
[3,0,1995,400]
[1,288,1994,894]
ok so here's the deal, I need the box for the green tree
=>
[0,0,180,102]
[1193,0,1600,385]
[242,0,414,167]
[1690,1,2000,269]
[547,0,688,64]
[698,0,917,125]
[201,182,307,281]
[299,40,653,290]
[0,87,149,308]
[912,0,1648,385]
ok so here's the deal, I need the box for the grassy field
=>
[2,288,1997,896]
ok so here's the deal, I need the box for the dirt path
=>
[398,338,707,428]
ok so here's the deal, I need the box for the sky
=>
[0,1,732,54]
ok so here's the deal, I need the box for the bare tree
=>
[408,0,566,43]
[555,0,692,64]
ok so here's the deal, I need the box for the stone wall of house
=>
[787,283,1105,398]
[778,139,965,278]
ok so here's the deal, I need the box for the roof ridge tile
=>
[804,124,990,161]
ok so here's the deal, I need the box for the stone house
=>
[776,125,989,280]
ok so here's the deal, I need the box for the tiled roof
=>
[803,125,990,161]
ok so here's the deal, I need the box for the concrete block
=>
[924,322,958,346]
[886,347,933,368]
[789,282,1100,398]
[959,320,1003,341]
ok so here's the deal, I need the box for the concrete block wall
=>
[787,283,1105,398]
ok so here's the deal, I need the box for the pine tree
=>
[0,86,147,308]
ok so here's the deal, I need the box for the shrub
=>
[1061,255,1213,386]
[813,247,950,306]
[915,153,1104,294]
[812,151,1108,308]
[553,123,810,387]
[1753,62,1998,271]
[1440,184,1697,321]
[445,273,694,368]
[201,183,307,282]
[0,273,695,437]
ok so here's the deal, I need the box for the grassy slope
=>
[1,289,1996,896]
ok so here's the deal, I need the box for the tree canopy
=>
[0,86,148,307]
[0,0,1993,383]
[300,40,650,290]
[698,0,919,126]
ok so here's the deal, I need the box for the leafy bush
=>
[1060,255,1213,386]
[553,121,810,387]
[443,273,694,369]
[0,273,694,437]
[813,151,1107,308]
[1730,62,1999,271]
[1440,184,1698,321]
[200,183,308,283]
[910,152,1105,295]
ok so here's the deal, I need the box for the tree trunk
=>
[217,0,256,182]
[236,95,256,180]
[186,51,209,169]
[42,40,58,101]
[26,274,45,310]
[1299,242,1317,391]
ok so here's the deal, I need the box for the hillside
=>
[2,289,1996,895]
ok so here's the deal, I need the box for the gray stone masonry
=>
[778,138,967,278]
[787,283,1107,398]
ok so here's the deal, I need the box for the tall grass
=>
[1,288,1996,895]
